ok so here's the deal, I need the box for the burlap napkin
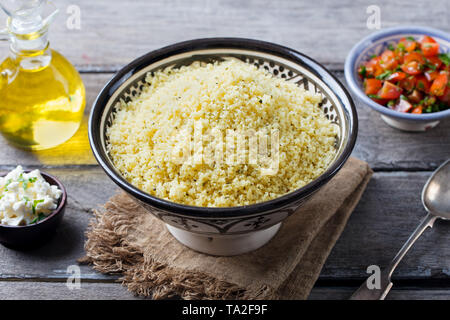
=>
[80,157,372,299]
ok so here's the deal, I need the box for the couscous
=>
[106,59,337,207]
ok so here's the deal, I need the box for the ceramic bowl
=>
[0,171,66,249]
[89,38,357,256]
[345,26,450,132]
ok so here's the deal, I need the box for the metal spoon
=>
[351,159,450,300]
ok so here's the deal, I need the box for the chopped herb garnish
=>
[30,213,46,224]
[438,53,450,66]
[367,94,382,99]
[370,54,377,59]
[4,179,12,191]
[387,44,395,51]
[406,36,415,41]
[358,65,367,77]
[31,199,44,215]
[376,70,393,80]
[425,62,437,71]
[397,42,406,52]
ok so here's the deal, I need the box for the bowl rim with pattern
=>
[345,26,450,122]
[89,38,358,219]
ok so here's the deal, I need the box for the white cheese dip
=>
[0,166,62,226]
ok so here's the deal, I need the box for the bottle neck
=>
[7,17,52,71]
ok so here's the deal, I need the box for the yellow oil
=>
[0,49,85,150]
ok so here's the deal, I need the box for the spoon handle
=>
[350,213,437,300]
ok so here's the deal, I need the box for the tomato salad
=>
[358,36,450,114]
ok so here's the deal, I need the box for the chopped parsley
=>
[30,212,46,224]
[376,70,393,80]
[31,199,44,215]
[3,179,12,191]
[417,81,425,90]
[438,53,450,66]
[358,65,367,77]
[397,42,406,52]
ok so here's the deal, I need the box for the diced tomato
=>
[403,52,425,64]
[370,97,388,105]
[425,70,439,82]
[378,81,403,99]
[420,35,437,44]
[402,61,422,75]
[430,72,449,96]
[393,99,413,113]
[364,78,383,95]
[399,37,417,52]
[359,35,447,113]
[380,50,398,70]
[438,86,450,103]
[387,71,407,82]
[416,75,430,93]
[407,89,423,104]
[421,42,440,57]
[365,57,384,77]
[426,56,442,69]
[399,76,417,92]
[411,106,423,114]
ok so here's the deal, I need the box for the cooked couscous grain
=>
[106,59,337,207]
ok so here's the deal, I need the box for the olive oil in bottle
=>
[0,0,85,150]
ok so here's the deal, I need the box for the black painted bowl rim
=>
[0,171,67,229]
[89,37,358,219]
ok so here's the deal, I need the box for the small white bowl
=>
[345,26,450,132]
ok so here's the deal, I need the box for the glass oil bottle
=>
[0,0,85,150]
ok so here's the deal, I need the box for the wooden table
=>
[0,0,449,300]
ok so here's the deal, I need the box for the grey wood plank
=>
[0,281,140,300]
[0,0,448,71]
[0,281,449,300]
[320,171,450,280]
[0,169,449,282]
[0,72,448,170]
[309,287,450,300]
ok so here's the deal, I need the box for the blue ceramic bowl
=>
[345,26,450,131]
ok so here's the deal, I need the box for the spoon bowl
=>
[422,160,450,219]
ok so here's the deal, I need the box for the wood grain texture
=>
[0,169,449,284]
[321,172,450,280]
[0,72,448,169]
[1,281,449,300]
[309,287,450,300]
[0,0,448,71]
[0,282,138,300]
